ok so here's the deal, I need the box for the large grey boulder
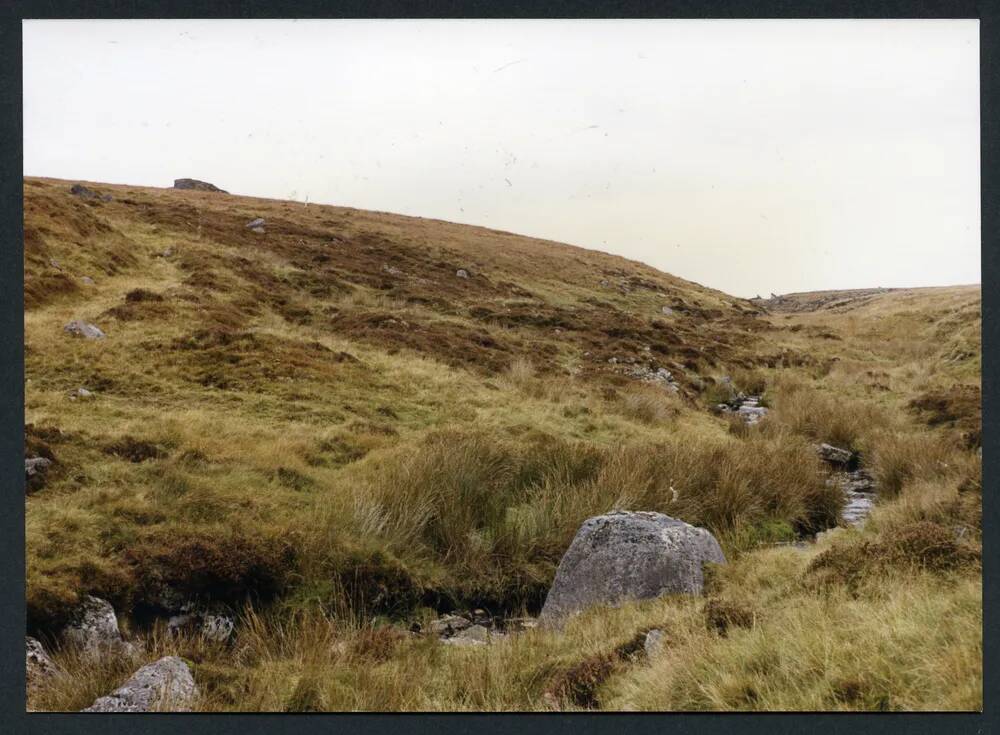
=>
[63,320,105,340]
[83,656,197,712]
[539,511,726,627]
[63,596,135,657]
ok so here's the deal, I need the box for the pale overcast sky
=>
[23,19,980,298]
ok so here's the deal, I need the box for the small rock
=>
[246,217,266,229]
[63,320,105,340]
[25,456,52,483]
[442,624,490,646]
[382,264,403,276]
[70,184,100,199]
[456,624,489,642]
[71,387,94,400]
[428,614,471,636]
[816,443,853,467]
[200,614,235,643]
[80,276,95,285]
[167,613,196,635]
[159,246,174,258]
[644,629,665,658]
[174,178,227,193]
[455,268,469,279]
[83,656,197,712]
[469,609,492,626]
[250,226,266,234]
[49,258,62,270]
[737,405,768,425]
[63,596,134,657]
[26,636,57,688]
[661,306,674,316]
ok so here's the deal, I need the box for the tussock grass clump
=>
[616,384,679,425]
[764,376,893,449]
[704,597,756,636]
[728,366,768,396]
[868,430,970,498]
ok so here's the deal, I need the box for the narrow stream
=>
[829,468,876,526]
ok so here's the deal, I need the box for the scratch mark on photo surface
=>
[493,59,526,73]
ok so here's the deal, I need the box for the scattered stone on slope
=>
[455,268,470,279]
[714,394,768,425]
[624,364,679,392]
[246,217,266,231]
[25,457,53,493]
[539,511,726,627]
[82,656,197,712]
[81,276,95,285]
[63,320,105,340]
[70,184,112,201]
[661,306,674,316]
[173,178,228,194]
[643,629,665,658]
[70,387,94,401]
[63,595,135,657]
[26,636,57,688]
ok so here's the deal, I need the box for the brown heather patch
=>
[806,521,980,593]
[126,526,298,608]
[543,651,619,709]
[160,328,363,391]
[324,308,519,374]
[102,436,166,463]
[909,384,981,448]
[704,598,756,636]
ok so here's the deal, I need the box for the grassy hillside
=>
[24,177,981,711]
